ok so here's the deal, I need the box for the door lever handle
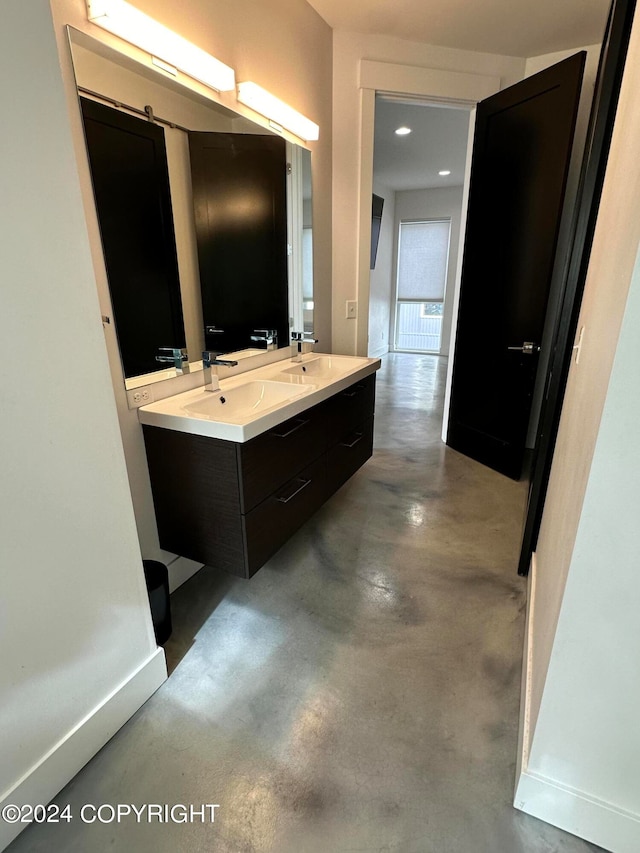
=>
[507,341,540,355]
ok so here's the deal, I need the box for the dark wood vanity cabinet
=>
[143,374,376,578]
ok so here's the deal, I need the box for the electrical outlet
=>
[346,300,357,319]
[127,387,154,408]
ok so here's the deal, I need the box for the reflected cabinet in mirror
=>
[68,27,313,388]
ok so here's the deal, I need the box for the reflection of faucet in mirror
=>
[291,332,318,362]
[202,351,239,393]
[155,347,189,374]
[250,329,278,351]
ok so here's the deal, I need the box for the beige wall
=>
[48,0,333,574]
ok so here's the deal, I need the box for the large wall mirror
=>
[67,27,313,389]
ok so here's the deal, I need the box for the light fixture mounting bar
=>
[237,81,319,142]
[86,0,235,92]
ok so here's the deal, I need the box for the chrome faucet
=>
[202,351,239,392]
[155,347,188,374]
[291,332,318,363]
[250,329,278,350]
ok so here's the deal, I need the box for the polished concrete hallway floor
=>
[8,353,602,853]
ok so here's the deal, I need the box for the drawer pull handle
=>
[341,432,364,449]
[271,418,309,439]
[277,477,312,504]
[342,383,365,398]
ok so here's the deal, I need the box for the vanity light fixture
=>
[438,170,451,176]
[85,0,236,92]
[236,82,319,142]
[395,126,412,136]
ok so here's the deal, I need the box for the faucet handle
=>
[155,347,188,373]
[202,350,239,367]
[156,346,187,361]
[250,329,278,349]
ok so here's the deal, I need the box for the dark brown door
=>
[80,97,185,379]
[188,132,289,355]
[447,53,586,479]
[518,0,636,573]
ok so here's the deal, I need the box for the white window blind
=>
[397,220,450,301]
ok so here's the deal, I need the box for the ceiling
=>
[374,98,470,191]
[328,0,610,194]
[305,0,609,58]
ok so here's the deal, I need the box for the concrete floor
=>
[8,353,603,853]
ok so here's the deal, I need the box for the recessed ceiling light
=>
[395,126,412,136]
[438,170,451,176]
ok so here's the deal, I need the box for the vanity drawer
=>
[326,374,376,446]
[243,455,326,575]
[238,400,329,513]
[325,416,374,497]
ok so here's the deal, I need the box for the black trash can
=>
[143,560,172,645]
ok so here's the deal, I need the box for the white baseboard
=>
[0,649,167,851]
[368,343,389,359]
[514,554,640,852]
[515,769,640,852]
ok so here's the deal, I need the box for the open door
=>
[447,53,586,479]
[518,0,637,573]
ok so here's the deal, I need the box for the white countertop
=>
[138,353,381,442]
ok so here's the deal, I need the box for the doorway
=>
[369,96,472,375]
[364,42,606,466]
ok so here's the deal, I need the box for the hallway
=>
[8,353,600,853]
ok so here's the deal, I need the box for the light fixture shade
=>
[237,82,319,142]
[86,0,235,92]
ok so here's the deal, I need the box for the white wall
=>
[368,181,396,357]
[516,13,640,850]
[0,3,166,849]
[49,0,333,583]
[331,30,526,356]
[393,186,465,357]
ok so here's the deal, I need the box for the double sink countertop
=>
[138,352,381,443]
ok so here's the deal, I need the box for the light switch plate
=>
[346,300,357,319]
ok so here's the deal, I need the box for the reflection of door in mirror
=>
[188,133,289,355]
[80,97,186,379]
[301,149,314,334]
[288,145,314,335]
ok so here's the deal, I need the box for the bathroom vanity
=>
[140,354,380,578]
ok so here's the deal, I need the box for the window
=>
[394,219,450,353]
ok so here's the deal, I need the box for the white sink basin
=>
[138,352,381,442]
[183,381,308,422]
[281,355,366,380]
